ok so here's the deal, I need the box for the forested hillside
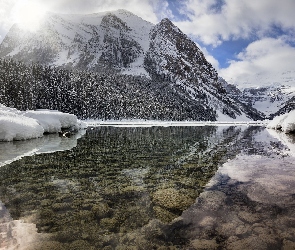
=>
[0,58,216,120]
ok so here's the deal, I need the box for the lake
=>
[0,125,295,249]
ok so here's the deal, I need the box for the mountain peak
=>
[146,17,216,83]
[160,17,172,23]
[154,17,182,35]
[0,9,264,121]
[100,12,131,32]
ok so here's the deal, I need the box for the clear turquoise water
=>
[0,126,294,249]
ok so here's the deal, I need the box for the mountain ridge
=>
[0,9,264,121]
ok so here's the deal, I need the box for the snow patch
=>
[243,84,295,117]
[216,110,252,122]
[267,110,295,133]
[23,110,78,133]
[0,114,44,142]
[0,104,86,141]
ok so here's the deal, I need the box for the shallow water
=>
[0,126,294,249]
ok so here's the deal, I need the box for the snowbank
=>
[0,110,44,141]
[0,104,86,141]
[267,110,295,133]
[23,110,78,133]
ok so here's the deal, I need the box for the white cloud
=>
[175,0,295,46]
[152,0,174,20]
[219,37,295,88]
[174,0,295,88]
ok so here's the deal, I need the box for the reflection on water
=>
[179,129,295,249]
[0,126,295,249]
[0,130,86,167]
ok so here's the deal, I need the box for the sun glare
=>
[13,0,47,32]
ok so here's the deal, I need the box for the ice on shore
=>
[267,110,295,133]
[0,104,86,141]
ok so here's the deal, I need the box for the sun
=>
[13,0,47,32]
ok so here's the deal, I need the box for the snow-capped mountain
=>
[0,9,263,121]
[218,76,295,118]
[241,85,295,118]
[271,96,295,118]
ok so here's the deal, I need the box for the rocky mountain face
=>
[145,18,217,82]
[0,9,263,121]
[143,19,263,121]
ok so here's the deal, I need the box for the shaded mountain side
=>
[144,18,217,83]
[217,77,265,120]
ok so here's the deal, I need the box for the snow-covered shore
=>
[5,103,293,142]
[267,110,295,133]
[84,120,267,128]
[0,104,86,141]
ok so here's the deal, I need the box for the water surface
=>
[0,126,294,249]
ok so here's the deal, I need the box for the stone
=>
[190,239,218,250]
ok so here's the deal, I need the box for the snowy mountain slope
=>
[242,85,295,118]
[218,76,295,118]
[269,95,295,118]
[145,18,218,84]
[0,9,153,75]
[0,10,263,121]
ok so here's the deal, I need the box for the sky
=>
[0,0,295,89]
